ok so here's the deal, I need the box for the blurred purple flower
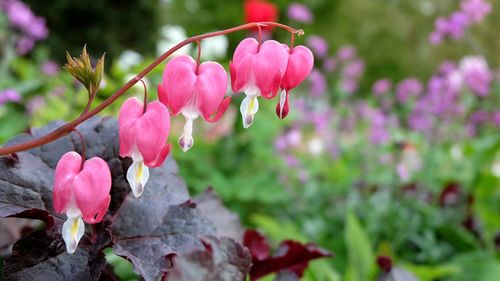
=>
[306,35,328,58]
[448,12,469,39]
[343,59,364,78]
[285,155,301,167]
[341,78,358,94]
[460,0,491,23]
[372,79,391,96]
[336,45,356,61]
[323,57,337,72]
[370,125,390,145]
[429,31,443,45]
[27,96,45,114]
[2,0,34,30]
[28,16,49,40]
[408,108,434,132]
[0,88,22,105]
[41,60,59,76]
[287,3,313,23]
[459,56,492,97]
[492,111,500,127]
[274,135,288,152]
[396,78,423,103]
[308,69,327,96]
[470,110,489,124]
[15,36,35,55]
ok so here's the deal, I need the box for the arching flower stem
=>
[0,22,303,156]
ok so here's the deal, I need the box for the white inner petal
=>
[179,117,195,152]
[126,153,149,198]
[278,89,287,117]
[240,95,259,129]
[62,215,84,254]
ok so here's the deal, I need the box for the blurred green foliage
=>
[24,0,161,64]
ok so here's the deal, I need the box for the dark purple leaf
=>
[0,116,130,222]
[1,117,250,281]
[2,229,109,281]
[194,187,244,242]
[244,230,333,280]
[166,236,252,281]
[243,229,270,261]
[111,159,217,281]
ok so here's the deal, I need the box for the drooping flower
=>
[230,38,288,127]
[158,55,230,150]
[53,151,111,253]
[119,97,171,197]
[277,45,314,119]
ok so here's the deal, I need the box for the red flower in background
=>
[244,0,278,30]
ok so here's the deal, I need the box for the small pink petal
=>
[281,45,314,90]
[118,97,144,157]
[53,152,82,214]
[161,56,198,115]
[197,61,228,120]
[230,38,258,92]
[205,96,232,122]
[73,157,111,224]
[253,40,289,97]
[135,101,171,167]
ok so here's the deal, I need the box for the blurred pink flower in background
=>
[41,61,60,76]
[306,35,328,58]
[396,78,423,103]
[429,0,491,45]
[308,69,327,96]
[323,57,337,72]
[336,45,356,61]
[1,0,48,54]
[287,2,313,23]
[0,89,22,105]
[460,0,491,23]
[372,79,392,96]
[459,56,492,97]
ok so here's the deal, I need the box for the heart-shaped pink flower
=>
[158,55,230,152]
[119,97,171,197]
[230,38,288,127]
[53,151,111,253]
[276,45,314,119]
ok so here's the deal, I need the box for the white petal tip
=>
[243,115,254,128]
[62,216,84,255]
[132,183,144,198]
[179,135,194,152]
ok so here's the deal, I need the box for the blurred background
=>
[1,0,499,280]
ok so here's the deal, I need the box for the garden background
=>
[1,0,499,280]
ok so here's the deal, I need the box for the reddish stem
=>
[0,22,303,156]
[257,25,262,52]
[72,129,86,170]
[195,40,202,74]
[139,79,148,113]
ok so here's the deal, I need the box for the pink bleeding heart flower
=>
[53,151,111,254]
[230,38,288,128]
[119,97,171,197]
[158,55,230,152]
[277,45,314,119]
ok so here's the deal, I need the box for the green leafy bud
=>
[64,45,105,96]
